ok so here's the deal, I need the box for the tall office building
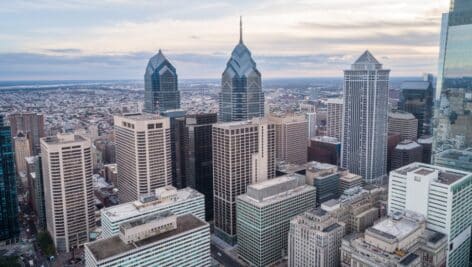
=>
[288,208,345,267]
[399,75,434,137]
[41,133,95,252]
[307,136,341,165]
[29,155,46,231]
[114,113,172,203]
[418,135,433,164]
[8,112,45,155]
[219,17,264,122]
[341,51,389,183]
[326,98,343,140]
[13,132,31,178]
[85,213,210,267]
[434,0,472,154]
[306,112,317,140]
[161,109,186,189]
[388,110,418,141]
[388,163,472,266]
[185,113,218,221]
[100,186,205,238]
[0,115,20,244]
[269,114,308,165]
[391,140,423,170]
[143,49,180,114]
[237,174,316,267]
[435,148,472,172]
[213,118,275,245]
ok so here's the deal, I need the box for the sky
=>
[0,0,450,80]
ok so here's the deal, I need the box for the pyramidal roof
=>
[354,50,380,65]
[224,17,259,78]
[351,50,383,70]
[146,49,172,75]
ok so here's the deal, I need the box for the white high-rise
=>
[326,98,343,140]
[388,163,472,266]
[41,133,95,252]
[213,118,276,245]
[114,113,172,203]
[341,51,389,182]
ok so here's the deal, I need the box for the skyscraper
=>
[213,118,275,245]
[388,110,418,141]
[341,51,389,183]
[185,113,218,221]
[8,112,45,155]
[399,75,434,137]
[13,132,31,178]
[219,17,264,122]
[161,109,186,189]
[41,133,95,252]
[114,113,172,203]
[388,163,472,266]
[0,115,19,244]
[391,140,423,170]
[434,0,472,154]
[144,50,180,114]
[326,98,343,140]
[269,114,308,165]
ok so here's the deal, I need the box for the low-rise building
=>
[85,212,210,267]
[100,186,204,238]
[339,169,363,194]
[305,161,340,206]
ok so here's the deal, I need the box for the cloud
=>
[44,48,83,54]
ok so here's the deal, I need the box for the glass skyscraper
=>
[144,49,180,114]
[219,17,264,122]
[0,115,20,243]
[434,0,472,154]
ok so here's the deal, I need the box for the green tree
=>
[37,231,56,256]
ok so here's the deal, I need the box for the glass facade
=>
[434,1,472,154]
[144,50,180,114]
[0,115,20,243]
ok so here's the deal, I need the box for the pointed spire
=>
[239,16,243,44]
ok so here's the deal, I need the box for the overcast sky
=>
[0,0,450,80]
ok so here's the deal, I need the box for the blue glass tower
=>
[219,17,264,122]
[0,115,20,243]
[434,0,472,154]
[144,50,180,114]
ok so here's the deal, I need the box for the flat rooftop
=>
[311,136,340,144]
[42,133,87,145]
[213,118,269,129]
[393,163,470,186]
[116,113,162,121]
[369,213,423,241]
[102,188,202,222]
[87,214,207,262]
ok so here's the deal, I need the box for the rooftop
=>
[311,136,340,144]
[393,163,470,186]
[388,111,416,120]
[400,81,431,91]
[368,211,424,241]
[326,98,344,104]
[395,140,421,150]
[86,214,207,261]
[102,187,202,222]
[116,113,162,121]
[398,253,419,266]
[214,117,269,129]
[42,133,87,145]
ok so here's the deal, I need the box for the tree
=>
[37,231,56,256]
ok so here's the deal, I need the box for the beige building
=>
[388,111,418,141]
[339,169,363,194]
[41,133,95,252]
[13,132,31,179]
[269,114,308,165]
[340,211,447,267]
[288,208,345,267]
[114,113,172,203]
[213,118,276,245]
[326,98,343,140]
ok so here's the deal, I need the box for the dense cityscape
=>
[0,1,471,267]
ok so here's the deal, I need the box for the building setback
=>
[0,115,20,244]
[237,174,316,267]
[184,113,218,221]
[219,18,264,122]
[341,51,389,183]
[85,213,210,267]
[388,163,472,266]
[114,113,172,203]
[143,50,180,114]
[269,114,308,165]
[213,118,275,245]
[100,186,204,238]
[41,133,95,252]
[288,208,345,267]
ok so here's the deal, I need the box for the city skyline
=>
[0,0,449,80]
